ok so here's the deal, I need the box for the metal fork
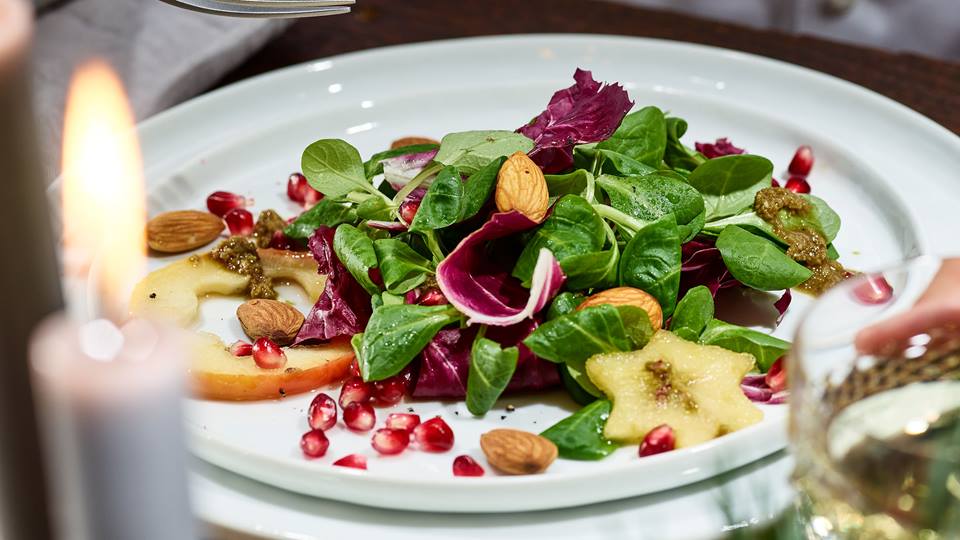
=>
[158,0,353,18]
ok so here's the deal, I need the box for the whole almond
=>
[390,136,439,149]
[578,286,663,330]
[495,151,549,223]
[479,429,557,475]
[236,299,305,346]
[147,210,224,253]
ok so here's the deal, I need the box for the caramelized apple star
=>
[586,330,762,448]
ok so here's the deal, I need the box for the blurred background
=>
[612,0,959,60]
[28,0,960,182]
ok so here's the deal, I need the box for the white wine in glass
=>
[792,257,960,539]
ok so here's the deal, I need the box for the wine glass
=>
[791,256,960,539]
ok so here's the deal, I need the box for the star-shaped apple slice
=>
[586,330,762,448]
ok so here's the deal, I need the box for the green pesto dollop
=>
[753,187,847,295]
[253,209,287,248]
[210,236,276,299]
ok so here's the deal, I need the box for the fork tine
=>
[158,0,351,18]
[215,0,354,7]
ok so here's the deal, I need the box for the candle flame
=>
[62,60,145,321]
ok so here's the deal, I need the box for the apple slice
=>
[587,330,762,448]
[129,249,325,326]
[190,332,354,401]
[130,255,247,326]
[259,248,325,301]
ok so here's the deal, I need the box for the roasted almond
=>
[390,136,439,149]
[237,299,305,346]
[578,286,663,330]
[146,210,224,253]
[495,151,549,223]
[479,428,557,475]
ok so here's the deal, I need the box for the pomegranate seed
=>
[252,337,286,369]
[788,145,814,177]
[268,230,296,250]
[413,416,455,452]
[339,376,373,408]
[399,200,420,224]
[347,359,361,378]
[418,288,448,306]
[372,376,406,406]
[765,357,787,393]
[332,454,367,470]
[639,424,676,457]
[300,429,329,458]
[229,340,253,357]
[784,176,811,194]
[224,208,254,236]
[343,402,376,431]
[206,191,248,218]
[286,173,323,207]
[452,455,485,477]
[386,413,421,432]
[852,274,893,305]
[371,428,410,455]
[286,173,306,203]
[770,178,781,188]
[303,187,323,208]
[308,393,337,431]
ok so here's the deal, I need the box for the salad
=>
[133,69,847,474]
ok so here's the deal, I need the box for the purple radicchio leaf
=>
[436,211,566,326]
[694,137,745,159]
[768,390,789,404]
[680,237,741,299]
[412,319,559,398]
[517,68,633,173]
[487,319,561,392]
[412,326,477,398]
[293,226,372,343]
[774,289,792,325]
[741,383,773,403]
[382,149,438,190]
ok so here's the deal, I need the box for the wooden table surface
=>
[219,0,960,135]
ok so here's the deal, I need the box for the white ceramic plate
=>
[91,34,960,530]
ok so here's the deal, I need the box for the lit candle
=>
[29,61,196,540]
[0,0,59,538]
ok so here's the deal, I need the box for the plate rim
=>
[135,33,960,160]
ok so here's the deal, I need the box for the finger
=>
[854,303,960,354]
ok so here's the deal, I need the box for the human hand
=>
[855,258,960,354]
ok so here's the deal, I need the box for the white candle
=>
[31,318,196,540]
[29,60,196,540]
[0,1,58,538]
